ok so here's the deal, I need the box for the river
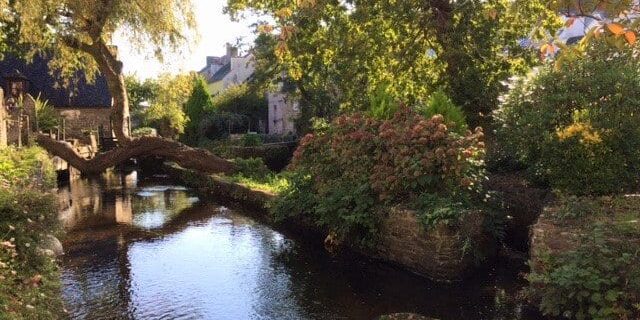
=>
[57,170,544,320]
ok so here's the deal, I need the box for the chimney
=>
[226,43,239,58]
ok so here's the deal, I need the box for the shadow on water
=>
[58,171,544,320]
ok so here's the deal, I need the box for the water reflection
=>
[59,172,543,320]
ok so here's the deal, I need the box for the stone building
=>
[267,86,299,135]
[0,55,113,145]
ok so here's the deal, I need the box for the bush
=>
[209,84,267,133]
[182,76,214,145]
[528,196,640,319]
[273,108,486,245]
[33,94,59,132]
[131,127,157,137]
[0,146,55,189]
[494,44,640,195]
[0,147,64,318]
[198,111,249,140]
[234,157,270,180]
[417,90,468,135]
[241,133,263,147]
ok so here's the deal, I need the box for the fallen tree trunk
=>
[36,134,236,175]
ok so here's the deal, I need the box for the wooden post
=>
[17,109,22,148]
[0,88,6,148]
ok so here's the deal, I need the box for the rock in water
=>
[40,234,64,256]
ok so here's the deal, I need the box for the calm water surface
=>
[58,171,543,320]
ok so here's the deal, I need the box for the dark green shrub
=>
[182,76,213,145]
[33,94,59,132]
[199,111,248,140]
[494,44,640,195]
[210,84,267,133]
[241,133,263,147]
[417,90,468,135]
[233,157,271,180]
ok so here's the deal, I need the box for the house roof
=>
[0,54,112,108]
[209,62,231,83]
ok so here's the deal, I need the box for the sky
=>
[114,0,258,80]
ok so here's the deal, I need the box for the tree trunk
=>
[36,134,236,174]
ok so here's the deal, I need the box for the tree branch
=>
[36,134,236,175]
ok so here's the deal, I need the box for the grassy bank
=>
[0,147,65,319]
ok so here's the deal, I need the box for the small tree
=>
[182,76,213,145]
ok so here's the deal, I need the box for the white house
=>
[198,44,300,135]
[199,44,256,96]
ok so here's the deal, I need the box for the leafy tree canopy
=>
[5,0,196,81]
[228,0,559,123]
[142,73,196,139]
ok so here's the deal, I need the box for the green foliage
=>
[273,109,486,245]
[199,111,249,140]
[33,94,59,132]
[241,133,263,147]
[494,44,640,195]
[228,157,289,193]
[0,147,55,189]
[131,127,157,137]
[417,90,468,135]
[125,75,159,122]
[141,73,195,139]
[228,0,558,123]
[367,82,397,120]
[5,0,197,92]
[210,84,267,133]
[182,76,213,145]
[234,157,270,179]
[0,147,64,318]
[528,223,640,320]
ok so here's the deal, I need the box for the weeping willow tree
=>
[1,0,235,174]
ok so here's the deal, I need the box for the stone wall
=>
[56,107,112,143]
[373,208,494,281]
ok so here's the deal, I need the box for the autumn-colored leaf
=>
[606,23,626,35]
[540,43,555,55]
[540,43,549,54]
[625,31,637,45]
